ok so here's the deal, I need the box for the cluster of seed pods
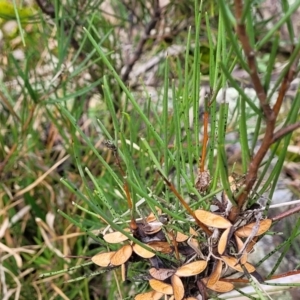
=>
[91,208,272,299]
[91,142,274,299]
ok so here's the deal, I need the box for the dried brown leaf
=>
[195,210,232,229]
[207,260,222,286]
[189,227,198,236]
[221,256,255,273]
[142,221,162,235]
[202,278,234,293]
[171,275,184,300]
[133,243,155,258]
[244,262,256,273]
[103,229,130,243]
[147,241,173,254]
[245,238,257,253]
[149,279,173,295]
[134,291,164,300]
[176,260,207,277]
[146,212,157,223]
[235,235,247,264]
[235,219,272,238]
[168,231,189,242]
[149,268,175,280]
[196,279,208,300]
[111,244,132,266]
[91,251,116,267]
[218,226,233,255]
[187,238,202,256]
[250,270,264,283]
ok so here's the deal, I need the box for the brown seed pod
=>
[149,268,175,281]
[195,210,232,229]
[235,219,272,238]
[171,275,185,300]
[146,212,157,223]
[142,221,163,235]
[245,238,257,253]
[207,260,222,286]
[196,279,208,300]
[132,243,155,258]
[235,235,247,264]
[103,230,130,244]
[189,227,199,236]
[91,251,116,267]
[111,244,133,266]
[175,260,207,277]
[149,279,173,295]
[195,170,210,193]
[218,226,234,255]
[168,231,189,242]
[221,256,255,273]
[147,241,173,254]
[134,290,164,300]
[202,278,234,293]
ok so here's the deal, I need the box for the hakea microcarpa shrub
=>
[91,203,272,299]
[90,140,274,299]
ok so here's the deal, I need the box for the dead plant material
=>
[149,279,173,295]
[195,210,232,229]
[91,251,116,267]
[110,244,133,266]
[134,290,164,300]
[175,261,208,277]
[171,275,185,300]
[235,219,272,237]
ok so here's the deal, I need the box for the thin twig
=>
[232,0,277,218]
[273,53,298,117]
[234,0,269,111]
[272,122,300,143]
[121,0,161,82]
[272,205,300,222]
[231,1,300,219]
